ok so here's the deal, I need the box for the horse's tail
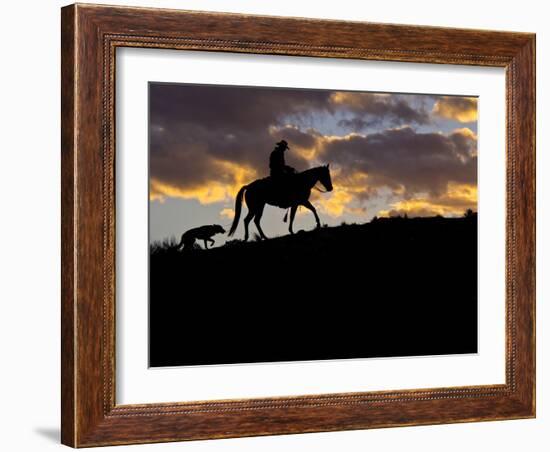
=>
[228,185,248,237]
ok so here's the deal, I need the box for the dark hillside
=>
[149,215,478,367]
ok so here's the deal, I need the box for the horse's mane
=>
[300,165,325,174]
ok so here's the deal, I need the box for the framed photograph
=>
[61,3,535,447]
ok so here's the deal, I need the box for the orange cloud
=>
[330,91,389,108]
[432,97,478,123]
[150,179,230,204]
[220,208,235,219]
[453,127,477,140]
[317,189,354,217]
[378,183,477,218]
[150,159,257,204]
[314,171,372,218]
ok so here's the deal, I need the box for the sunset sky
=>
[149,83,477,245]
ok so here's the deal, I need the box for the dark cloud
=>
[332,92,430,131]
[150,83,332,137]
[318,126,477,197]
[149,83,332,191]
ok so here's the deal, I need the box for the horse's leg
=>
[302,200,321,228]
[254,203,268,240]
[288,205,298,234]
[242,189,259,242]
[243,209,254,241]
[203,239,208,249]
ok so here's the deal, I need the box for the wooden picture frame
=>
[61,3,535,447]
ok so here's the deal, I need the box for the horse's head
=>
[318,164,333,192]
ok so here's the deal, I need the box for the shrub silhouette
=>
[150,236,180,255]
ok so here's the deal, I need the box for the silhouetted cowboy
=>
[269,140,296,178]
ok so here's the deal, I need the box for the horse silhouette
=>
[228,165,333,241]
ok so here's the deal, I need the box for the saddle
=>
[265,173,298,208]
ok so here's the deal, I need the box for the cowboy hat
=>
[275,140,289,149]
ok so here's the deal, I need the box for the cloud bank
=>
[149,83,477,219]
